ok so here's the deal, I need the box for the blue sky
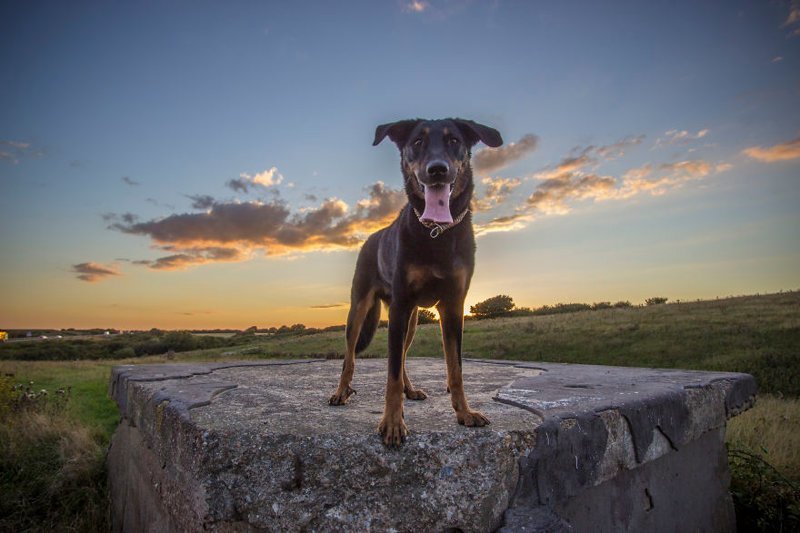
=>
[1,0,798,329]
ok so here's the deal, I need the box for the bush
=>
[470,295,515,319]
[728,447,800,531]
[417,309,438,324]
[532,303,592,316]
[645,297,668,306]
[0,376,109,531]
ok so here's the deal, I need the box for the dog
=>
[329,118,503,446]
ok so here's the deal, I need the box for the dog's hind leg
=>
[402,307,427,400]
[329,290,375,406]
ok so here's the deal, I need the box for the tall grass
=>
[0,291,797,531]
[0,376,109,532]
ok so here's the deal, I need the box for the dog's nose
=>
[426,161,449,178]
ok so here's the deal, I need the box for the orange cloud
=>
[405,0,428,13]
[472,134,729,235]
[72,262,121,282]
[654,128,709,147]
[617,159,724,198]
[474,212,534,236]
[111,181,406,269]
[473,176,522,212]
[742,137,800,162]
[472,134,538,175]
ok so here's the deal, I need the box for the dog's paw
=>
[404,387,427,401]
[378,413,408,447]
[457,409,491,427]
[328,385,356,406]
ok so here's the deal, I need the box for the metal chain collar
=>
[413,207,470,239]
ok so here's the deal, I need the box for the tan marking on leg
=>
[378,373,407,446]
[402,307,427,401]
[329,291,374,406]
[440,299,490,427]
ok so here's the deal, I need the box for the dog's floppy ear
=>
[452,119,503,148]
[373,119,422,147]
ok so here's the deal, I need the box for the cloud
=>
[474,212,535,236]
[404,0,428,12]
[527,174,617,214]
[121,176,140,186]
[472,134,539,175]
[135,247,247,271]
[227,167,284,193]
[0,140,41,164]
[226,177,250,193]
[103,212,139,225]
[784,1,800,36]
[310,303,346,309]
[654,129,709,147]
[111,181,407,269]
[533,136,645,182]
[616,159,727,198]
[742,137,800,162]
[251,167,283,187]
[473,176,522,212]
[72,262,121,282]
[2,140,30,149]
[187,194,216,210]
[472,130,729,235]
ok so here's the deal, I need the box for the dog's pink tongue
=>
[420,185,453,224]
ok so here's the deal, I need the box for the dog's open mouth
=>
[419,182,453,224]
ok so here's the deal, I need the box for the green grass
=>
[248,291,800,396]
[0,290,798,531]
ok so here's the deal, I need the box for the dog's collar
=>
[413,207,470,239]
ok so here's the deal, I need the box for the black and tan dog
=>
[329,118,503,446]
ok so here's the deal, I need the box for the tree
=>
[470,294,515,319]
[417,309,438,324]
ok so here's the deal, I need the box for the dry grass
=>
[0,377,109,532]
[727,394,800,480]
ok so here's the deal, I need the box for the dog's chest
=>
[405,263,469,306]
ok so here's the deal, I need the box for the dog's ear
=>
[373,119,421,147]
[452,119,503,148]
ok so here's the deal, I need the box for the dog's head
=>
[373,118,502,224]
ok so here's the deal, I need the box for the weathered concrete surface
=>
[107,358,756,532]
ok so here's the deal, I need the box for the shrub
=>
[417,309,438,324]
[470,295,515,319]
[0,376,109,531]
[645,297,669,306]
[728,447,800,531]
[532,303,592,316]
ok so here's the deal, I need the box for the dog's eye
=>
[413,138,423,147]
[449,137,460,145]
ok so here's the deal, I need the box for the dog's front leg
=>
[378,297,413,446]
[438,299,490,427]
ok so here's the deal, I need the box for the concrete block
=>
[107,358,755,532]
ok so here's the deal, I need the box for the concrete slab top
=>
[108,357,756,532]
[110,357,755,441]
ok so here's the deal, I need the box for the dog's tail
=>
[354,298,381,354]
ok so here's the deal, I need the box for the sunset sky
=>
[2,1,799,330]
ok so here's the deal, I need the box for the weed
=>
[0,375,109,532]
[728,447,800,531]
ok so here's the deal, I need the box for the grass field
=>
[1,291,798,531]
